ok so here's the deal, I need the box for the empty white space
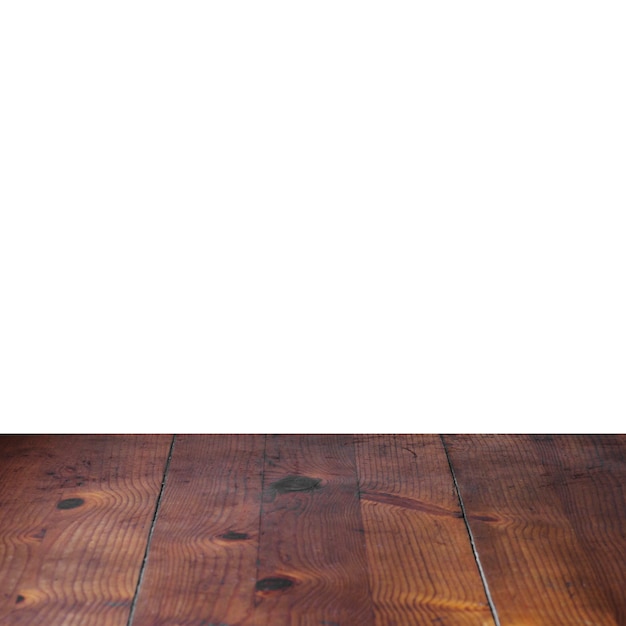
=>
[1,2,624,432]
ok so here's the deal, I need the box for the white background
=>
[1,2,624,432]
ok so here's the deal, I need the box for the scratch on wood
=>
[401,446,418,458]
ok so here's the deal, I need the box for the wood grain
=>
[0,434,172,626]
[443,434,626,626]
[242,434,374,626]
[4,435,623,626]
[130,434,265,626]
[355,435,494,626]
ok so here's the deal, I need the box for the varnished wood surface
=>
[1,435,624,625]
[0,435,172,626]
[247,434,374,626]
[355,435,493,626]
[131,435,265,626]
[443,435,626,626]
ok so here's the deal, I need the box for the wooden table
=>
[0,435,624,625]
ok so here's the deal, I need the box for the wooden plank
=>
[443,434,626,626]
[355,434,494,626]
[0,434,172,626]
[241,434,374,626]
[130,434,265,626]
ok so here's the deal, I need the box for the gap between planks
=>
[127,434,177,626]
[440,435,501,626]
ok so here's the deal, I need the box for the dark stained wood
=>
[0,434,172,626]
[4,435,624,626]
[443,435,626,626]
[131,434,265,626]
[355,435,494,626]
[242,434,375,626]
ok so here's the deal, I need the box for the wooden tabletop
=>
[0,434,624,625]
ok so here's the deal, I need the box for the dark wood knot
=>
[270,475,321,493]
[218,531,250,541]
[57,498,85,510]
[255,577,294,592]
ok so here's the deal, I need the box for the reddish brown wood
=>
[355,435,494,626]
[4,434,623,626]
[242,434,374,626]
[444,434,626,626]
[131,434,265,626]
[0,434,171,626]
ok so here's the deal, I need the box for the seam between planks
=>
[440,435,501,626]
[254,434,268,595]
[353,435,377,626]
[126,434,177,626]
